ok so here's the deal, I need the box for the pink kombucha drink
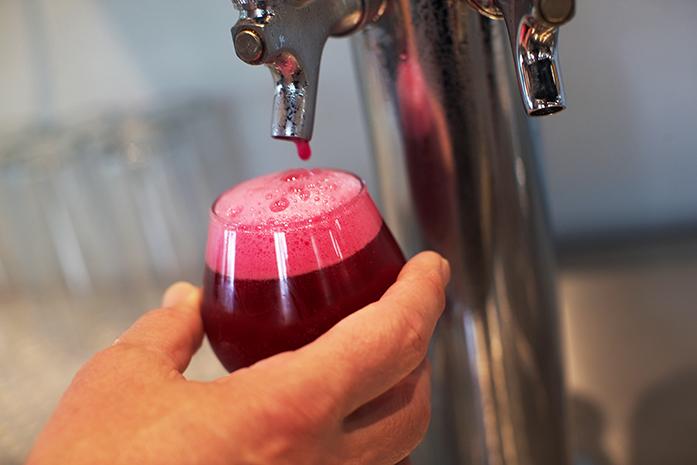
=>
[202,168,405,371]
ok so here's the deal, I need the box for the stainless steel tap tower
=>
[229,0,574,464]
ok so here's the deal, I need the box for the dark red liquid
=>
[202,223,405,371]
[294,140,312,161]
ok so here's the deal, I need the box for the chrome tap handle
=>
[468,0,574,115]
[230,0,382,142]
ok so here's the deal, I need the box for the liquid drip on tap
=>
[294,140,312,161]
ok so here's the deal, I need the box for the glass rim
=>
[209,168,369,233]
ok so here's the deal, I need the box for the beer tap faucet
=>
[467,0,574,114]
[230,0,383,143]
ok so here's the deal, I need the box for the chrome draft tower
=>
[229,0,574,463]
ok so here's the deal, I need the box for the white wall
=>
[539,0,697,239]
[2,0,697,239]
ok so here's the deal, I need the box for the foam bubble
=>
[206,168,383,279]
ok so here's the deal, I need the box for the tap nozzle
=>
[230,0,382,142]
[468,0,574,116]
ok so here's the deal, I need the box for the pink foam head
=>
[206,168,383,280]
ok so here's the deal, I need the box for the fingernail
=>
[162,282,200,309]
[440,258,451,283]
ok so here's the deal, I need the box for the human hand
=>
[26,252,450,465]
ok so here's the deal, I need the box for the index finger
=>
[289,251,449,414]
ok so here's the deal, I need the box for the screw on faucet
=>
[229,0,384,140]
[539,0,574,25]
[234,29,265,64]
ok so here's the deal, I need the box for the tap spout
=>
[230,0,380,141]
[516,16,566,115]
[468,0,574,115]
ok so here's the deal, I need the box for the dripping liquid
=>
[294,140,312,161]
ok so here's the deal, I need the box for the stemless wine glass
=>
[202,168,406,372]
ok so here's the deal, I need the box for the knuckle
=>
[412,407,431,448]
[384,386,431,462]
[400,311,429,361]
[415,391,432,439]
[404,387,431,450]
[421,270,445,306]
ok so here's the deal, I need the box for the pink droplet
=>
[294,140,312,161]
